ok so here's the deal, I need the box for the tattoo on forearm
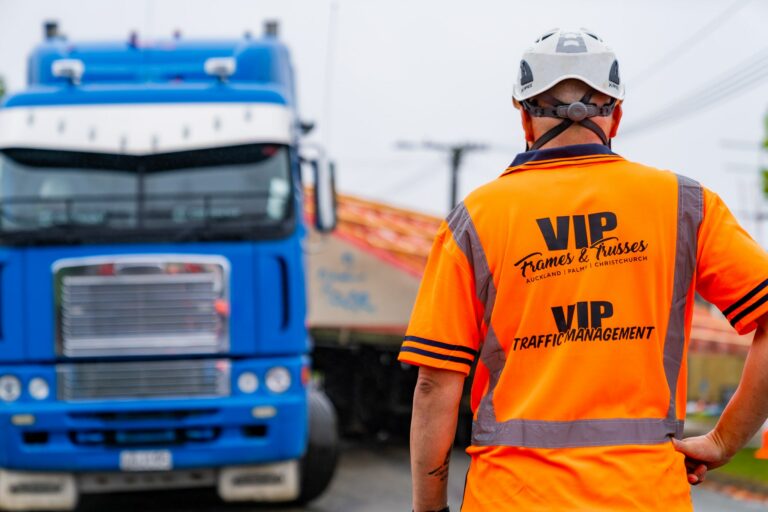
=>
[427,448,452,482]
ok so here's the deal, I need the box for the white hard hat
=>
[513,28,624,102]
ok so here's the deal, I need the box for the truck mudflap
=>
[218,460,300,502]
[219,389,339,504]
[217,388,339,504]
[0,470,77,511]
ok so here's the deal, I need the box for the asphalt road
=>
[77,441,763,512]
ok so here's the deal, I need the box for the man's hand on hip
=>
[674,313,768,486]
[672,433,731,485]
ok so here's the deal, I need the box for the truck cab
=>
[0,22,337,510]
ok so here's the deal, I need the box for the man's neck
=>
[528,139,607,151]
[529,123,608,150]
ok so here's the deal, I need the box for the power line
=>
[628,0,752,88]
[625,64,768,133]
[622,46,768,136]
[720,139,765,152]
[396,141,488,212]
[384,141,524,197]
[380,158,446,196]
[627,68,768,133]
[654,47,768,107]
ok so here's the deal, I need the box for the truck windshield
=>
[0,144,293,244]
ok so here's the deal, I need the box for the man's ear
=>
[521,109,535,144]
[609,102,623,139]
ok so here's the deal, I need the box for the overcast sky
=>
[1,0,767,238]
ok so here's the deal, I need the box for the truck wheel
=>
[298,388,339,503]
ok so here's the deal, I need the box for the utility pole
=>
[396,140,488,211]
[721,138,768,245]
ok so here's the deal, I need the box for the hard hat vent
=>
[609,60,620,86]
[537,31,556,43]
[520,60,534,86]
[556,32,588,54]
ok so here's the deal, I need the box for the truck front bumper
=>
[0,357,308,472]
[0,460,301,510]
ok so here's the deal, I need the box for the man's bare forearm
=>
[410,367,465,512]
[673,315,768,483]
[712,318,768,456]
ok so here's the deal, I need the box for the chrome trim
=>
[54,255,230,358]
[78,469,217,494]
[57,359,231,401]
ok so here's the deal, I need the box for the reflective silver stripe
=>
[663,175,703,436]
[446,204,504,435]
[449,174,702,449]
[446,203,496,319]
[473,418,685,449]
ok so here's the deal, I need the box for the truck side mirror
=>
[312,160,337,233]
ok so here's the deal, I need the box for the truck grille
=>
[54,256,229,358]
[57,359,231,401]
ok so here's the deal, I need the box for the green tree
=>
[763,112,768,197]
[0,76,5,100]
[765,111,768,151]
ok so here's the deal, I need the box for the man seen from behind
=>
[399,28,768,511]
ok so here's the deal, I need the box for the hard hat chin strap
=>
[522,92,616,151]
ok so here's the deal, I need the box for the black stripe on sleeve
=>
[723,278,768,317]
[399,346,474,366]
[404,335,478,357]
[729,292,768,328]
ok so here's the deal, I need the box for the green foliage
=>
[0,76,4,99]
[762,168,768,198]
[716,448,768,485]
[763,112,768,196]
[765,112,768,150]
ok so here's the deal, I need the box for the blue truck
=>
[0,21,338,510]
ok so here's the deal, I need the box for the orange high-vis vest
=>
[398,144,768,511]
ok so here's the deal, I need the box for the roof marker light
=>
[51,59,84,85]
[204,57,236,82]
[264,20,279,38]
[44,21,59,41]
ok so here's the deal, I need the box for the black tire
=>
[297,388,339,503]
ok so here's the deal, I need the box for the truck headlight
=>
[28,378,50,400]
[0,376,21,402]
[265,367,291,394]
[237,372,258,394]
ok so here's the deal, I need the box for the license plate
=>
[119,450,172,472]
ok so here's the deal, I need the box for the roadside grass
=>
[715,449,768,486]
[685,412,718,423]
